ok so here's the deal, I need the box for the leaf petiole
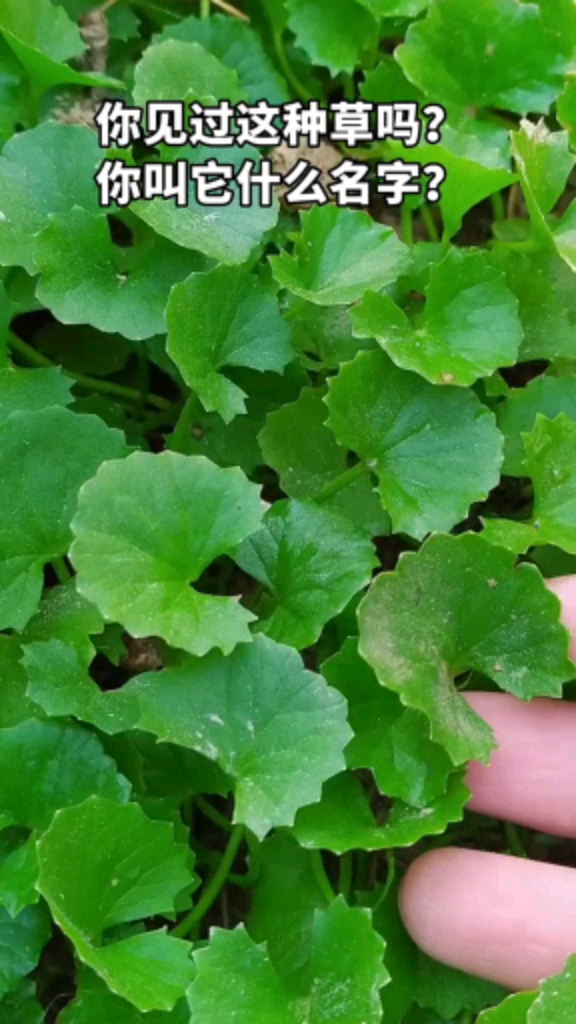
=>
[172,824,244,938]
[313,461,370,504]
[311,850,335,905]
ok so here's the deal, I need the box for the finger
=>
[546,574,576,659]
[464,691,576,839]
[399,847,576,990]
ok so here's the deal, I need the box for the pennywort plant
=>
[0,0,575,1021]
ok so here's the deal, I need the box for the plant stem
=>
[173,824,244,938]
[339,852,353,901]
[169,393,196,453]
[401,205,413,246]
[505,822,527,858]
[420,205,439,242]
[272,27,311,102]
[52,556,72,584]
[313,462,369,504]
[8,334,171,411]
[200,0,211,17]
[491,191,506,222]
[310,850,335,905]
[195,795,233,833]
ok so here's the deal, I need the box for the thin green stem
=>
[173,824,244,938]
[401,205,413,246]
[420,205,439,242]
[310,850,335,905]
[272,28,311,102]
[169,393,196,454]
[313,462,369,504]
[491,191,506,222]
[339,852,353,902]
[505,822,527,858]
[372,851,396,912]
[195,796,233,833]
[200,0,211,16]
[9,334,171,411]
[52,556,72,584]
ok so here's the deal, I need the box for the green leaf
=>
[0,719,130,830]
[497,375,576,475]
[0,407,127,631]
[247,832,329,981]
[0,638,37,729]
[477,992,535,1022]
[120,636,350,838]
[0,122,102,274]
[0,980,45,1024]
[70,451,265,657]
[358,532,573,764]
[59,965,190,1024]
[189,898,388,1024]
[259,387,389,537]
[524,414,576,554]
[323,639,452,805]
[511,120,575,231]
[37,796,194,939]
[284,298,373,367]
[154,14,289,104]
[525,955,576,1022]
[396,0,567,115]
[270,205,410,306]
[285,0,379,75]
[557,73,576,148]
[0,367,72,424]
[389,126,516,240]
[133,39,243,108]
[293,771,468,853]
[0,905,50,1000]
[353,248,522,386]
[0,0,122,90]
[0,836,38,919]
[325,349,503,539]
[20,580,104,662]
[35,210,204,342]
[481,518,541,555]
[132,142,278,266]
[37,797,195,1011]
[22,638,139,736]
[166,264,293,423]
[235,499,376,649]
[490,248,576,361]
[0,0,83,64]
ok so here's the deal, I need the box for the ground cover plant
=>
[1,0,576,1020]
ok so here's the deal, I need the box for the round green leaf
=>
[293,771,468,853]
[325,349,503,539]
[358,532,574,764]
[0,718,130,830]
[235,499,377,649]
[270,205,410,307]
[59,966,190,1024]
[353,248,522,386]
[323,639,453,806]
[497,375,576,475]
[285,0,379,76]
[133,39,243,108]
[154,14,289,104]
[166,264,293,423]
[0,122,102,273]
[396,0,568,115]
[0,366,72,425]
[70,451,265,657]
[122,636,351,838]
[35,209,204,342]
[0,905,50,1001]
[490,248,576,360]
[189,899,387,1024]
[524,414,576,554]
[0,407,128,631]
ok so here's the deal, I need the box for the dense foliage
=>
[1,0,576,1020]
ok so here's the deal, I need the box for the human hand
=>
[399,575,576,993]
